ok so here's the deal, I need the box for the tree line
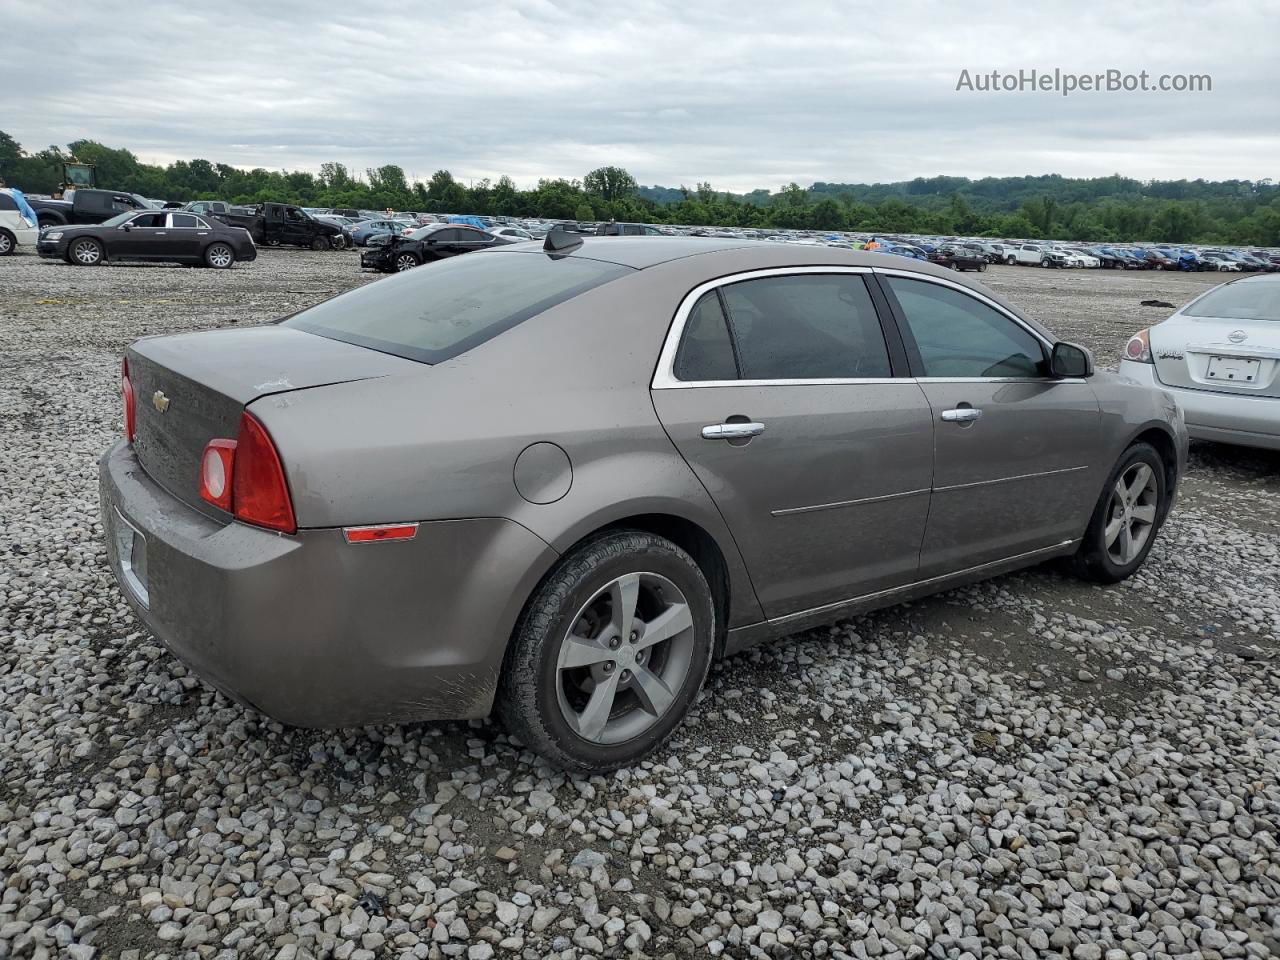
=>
[2,130,1277,245]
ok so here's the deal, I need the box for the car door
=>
[109,212,167,259]
[877,272,1103,576]
[281,208,310,245]
[426,228,468,259]
[651,268,935,619]
[166,213,207,260]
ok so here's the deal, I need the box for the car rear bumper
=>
[1120,360,1280,450]
[5,226,39,247]
[99,440,559,727]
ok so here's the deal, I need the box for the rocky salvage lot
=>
[0,250,1277,960]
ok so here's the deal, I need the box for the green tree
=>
[584,166,638,204]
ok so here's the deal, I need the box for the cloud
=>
[0,0,1274,192]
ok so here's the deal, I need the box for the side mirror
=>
[1051,341,1094,379]
[121,223,132,231]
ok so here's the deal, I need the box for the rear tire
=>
[70,237,104,266]
[1070,443,1166,584]
[204,243,235,269]
[310,236,331,251]
[0,228,14,255]
[497,530,715,773]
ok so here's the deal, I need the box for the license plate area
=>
[113,508,150,607]
[1205,355,1261,384]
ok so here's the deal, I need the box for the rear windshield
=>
[283,251,631,363]
[1183,280,1280,321]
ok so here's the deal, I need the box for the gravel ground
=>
[1,250,1278,960]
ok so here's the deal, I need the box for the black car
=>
[927,246,987,272]
[360,223,516,273]
[37,210,257,268]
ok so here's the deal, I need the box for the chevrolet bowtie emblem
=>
[152,390,170,413]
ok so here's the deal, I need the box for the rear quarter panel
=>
[252,260,768,628]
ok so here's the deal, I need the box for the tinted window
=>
[0,193,17,211]
[1183,280,1280,321]
[674,292,737,381]
[170,214,201,228]
[885,277,1045,378]
[131,213,166,228]
[285,251,630,364]
[719,274,891,380]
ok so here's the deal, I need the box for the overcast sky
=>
[2,0,1276,192]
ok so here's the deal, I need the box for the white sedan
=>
[1120,275,1280,449]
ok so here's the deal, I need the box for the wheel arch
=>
[1128,425,1180,519]
[594,513,733,657]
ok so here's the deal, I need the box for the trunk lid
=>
[128,325,421,515]
[1151,315,1280,398]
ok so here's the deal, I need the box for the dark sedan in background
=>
[360,222,516,272]
[927,246,988,272]
[38,211,257,268]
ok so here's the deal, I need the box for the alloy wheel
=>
[72,239,101,265]
[555,572,696,745]
[1104,463,1159,564]
[396,254,417,272]
[208,245,233,268]
[0,233,12,254]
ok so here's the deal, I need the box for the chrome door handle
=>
[702,421,765,440]
[941,408,983,422]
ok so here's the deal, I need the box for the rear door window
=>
[284,251,631,364]
[719,274,892,380]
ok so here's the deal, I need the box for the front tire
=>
[70,237,104,266]
[394,252,419,272]
[0,228,15,255]
[310,236,331,251]
[497,530,715,773]
[204,243,234,269]
[1070,443,1166,583]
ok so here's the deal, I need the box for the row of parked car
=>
[8,187,1278,276]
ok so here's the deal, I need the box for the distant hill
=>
[641,174,1275,211]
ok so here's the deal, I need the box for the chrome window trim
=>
[652,265,891,390]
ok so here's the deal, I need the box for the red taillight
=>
[196,412,296,534]
[232,412,296,533]
[1124,329,1152,363]
[121,357,136,443]
[199,439,237,511]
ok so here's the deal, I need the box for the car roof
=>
[493,236,1047,333]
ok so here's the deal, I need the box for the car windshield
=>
[284,250,632,363]
[1183,281,1280,321]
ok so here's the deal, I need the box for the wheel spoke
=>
[636,602,692,650]
[558,635,613,670]
[1131,503,1157,525]
[1104,515,1125,547]
[629,665,675,718]
[1118,522,1135,562]
[1126,464,1152,502]
[574,671,621,741]
[609,573,641,640]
